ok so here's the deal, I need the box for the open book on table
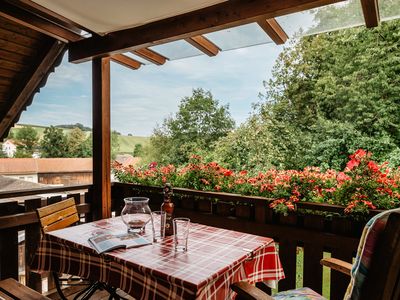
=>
[88,232,151,254]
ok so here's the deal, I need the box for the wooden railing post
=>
[0,202,20,280]
[25,198,43,291]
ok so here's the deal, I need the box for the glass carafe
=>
[121,197,152,233]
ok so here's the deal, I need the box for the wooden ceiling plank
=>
[0,41,66,138]
[132,48,166,65]
[0,58,27,72]
[0,2,81,42]
[257,18,288,45]
[0,16,42,39]
[68,0,345,63]
[111,54,142,70]
[0,49,27,64]
[0,38,35,56]
[185,35,220,56]
[360,0,380,28]
[0,26,38,46]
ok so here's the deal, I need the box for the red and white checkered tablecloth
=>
[31,217,284,300]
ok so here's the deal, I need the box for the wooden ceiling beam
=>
[257,18,288,45]
[360,0,380,28]
[0,41,66,139]
[68,0,346,63]
[132,48,166,65]
[185,35,220,56]
[0,1,81,42]
[111,54,142,70]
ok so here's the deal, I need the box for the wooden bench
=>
[0,278,50,300]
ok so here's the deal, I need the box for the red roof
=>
[0,158,92,175]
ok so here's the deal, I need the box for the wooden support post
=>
[92,57,111,220]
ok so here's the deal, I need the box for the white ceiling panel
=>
[32,0,227,34]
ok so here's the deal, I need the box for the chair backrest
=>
[359,211,400,300]
[37,198,79,233]
[346,209,400,300]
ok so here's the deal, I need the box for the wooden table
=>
[32,217,284,300]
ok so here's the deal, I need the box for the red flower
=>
[367,161,380,173]
[337,172,351,183]
[223,170,234,177]
[346,159,360,171]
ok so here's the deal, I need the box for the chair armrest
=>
[320,257,352,276]
[231,281,274,300]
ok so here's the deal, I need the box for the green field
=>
[9,124,149,155]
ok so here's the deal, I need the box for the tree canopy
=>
[146,88,235,165]
[40,126,68,158]
[211,19,400,170]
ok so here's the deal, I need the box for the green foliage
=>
[15,126,38,156]
[133,143,143,157]
[67,127,92,157]
[147,88,235,165]
[56,123,91,131]
[40,126,68,158]
[111,130,120,160]
[214,19,400,171]
[0,144,7,158]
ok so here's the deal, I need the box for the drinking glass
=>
[173,218,190,252]
[151,211,166,242]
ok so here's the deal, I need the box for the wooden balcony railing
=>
[0,182,368,299]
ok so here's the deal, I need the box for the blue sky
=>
[19,43,283,136]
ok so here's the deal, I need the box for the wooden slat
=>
[68,0,346,62]
[0,184,91,199]
[185,35,220,56]
[257,18,288,45]
[43,214,80,233]
[0,66,21,78]
[133,48,167,65]
[36,197,76,218]
[303,243,323,294]
[330,248,352,300]
[0,26,38,46]
[0,278,50,299]
[0,58,27,71]
[277,239,297,291]
[0,15,43,39]
[0,37,35,56]
[92,57,112,220]
[360,0,380,28]
[25,198,43,292]
[320,258,352,276]
[0,49,28,64]
[40,205,77,226]
[111,54,141,70]
[0,1,81,42]
[0,40,66,139]
[0,202,19,280]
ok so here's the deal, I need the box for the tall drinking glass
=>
[173,218,190,252]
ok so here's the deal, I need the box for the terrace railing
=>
[0,182,370,299]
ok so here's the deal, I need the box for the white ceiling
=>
[32,0,228,35]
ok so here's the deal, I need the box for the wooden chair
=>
[231,210,400,300]
[36,198,128,300]
[0,278,50,300]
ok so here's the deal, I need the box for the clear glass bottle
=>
[121,197,152,233]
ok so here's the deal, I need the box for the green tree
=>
[147,88,235,165]
[0,143,7,158]
[111,130,120,160]
[15,126,38,156]
[67,127,92,157]
[133,143,143,157]
[214,19,400,171]
[40,126,68,158]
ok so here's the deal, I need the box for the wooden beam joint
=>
[185,35,220,56]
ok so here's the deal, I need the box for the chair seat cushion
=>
[274,287,327,300]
